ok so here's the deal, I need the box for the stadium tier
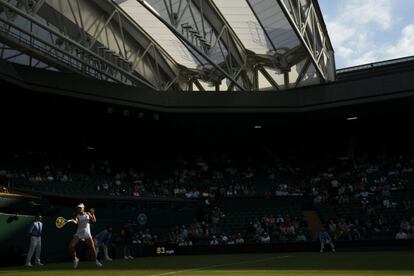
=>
[1,148,414,252]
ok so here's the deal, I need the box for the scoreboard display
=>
[156,247,175,255]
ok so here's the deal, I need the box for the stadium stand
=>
[2,149,414,248]
[4,152,414,199]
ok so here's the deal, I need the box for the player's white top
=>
[76,214,91,236]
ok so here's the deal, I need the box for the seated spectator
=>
[276,214,284,224]
[210,236,219,246]
[220,233,229,245]
[395,230,408,240]
[178,239,193,247]
[132,189,140,197]
[235,233,245,245]
[400,218,411,232]
[259,232,270,244]
[227,235,235,245]
[296,232,307,241]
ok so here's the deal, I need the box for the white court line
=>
[149,255,290,276]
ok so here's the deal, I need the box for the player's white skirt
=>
[75,231,92,240]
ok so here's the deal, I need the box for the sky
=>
[319,0,414,68]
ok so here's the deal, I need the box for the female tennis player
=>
[68,203,102,268]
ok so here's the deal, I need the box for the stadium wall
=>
[140,240,414,257]
[1,59,414,113]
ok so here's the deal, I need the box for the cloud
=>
[336,47,354,59]
[326,22,355,46]
[383,25,414,59]
[339,0,393,31]
[321,0,414,67]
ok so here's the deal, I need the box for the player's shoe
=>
[105,257,113,261]
[35,262,44,266]
[25,263,32,267]
[73,257,79,269]
[96,260,103,267]
[124,256,129,260]
[128,256,134,260]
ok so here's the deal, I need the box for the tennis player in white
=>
[68,203,102,268]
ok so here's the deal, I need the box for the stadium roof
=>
[0,0,335,91]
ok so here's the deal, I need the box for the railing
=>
[337,56,414,74]
[0,23,114,81]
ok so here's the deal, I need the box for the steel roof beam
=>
[276,0,335,82]
[0,0,155,88]
[1,0,186,90]
[137,0,246,91]
[191,0,246,68]
[141,0,253,90]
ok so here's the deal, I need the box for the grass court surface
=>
[1,251,413,275]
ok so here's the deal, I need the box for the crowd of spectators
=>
[395,217,414,240]
[245,214,308,243]
[1,153,414,205]
[308,156,414,207]
[119,220,157,246]
[0,155,414,203]
[2,155,414,244]
[326,216,389,241]
[324,215,414,242]
[166,207,309,246]
[168,206,227,246]
[2,151,414,245]
[1,153,262,198]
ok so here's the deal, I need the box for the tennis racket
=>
[55,217,72,228]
